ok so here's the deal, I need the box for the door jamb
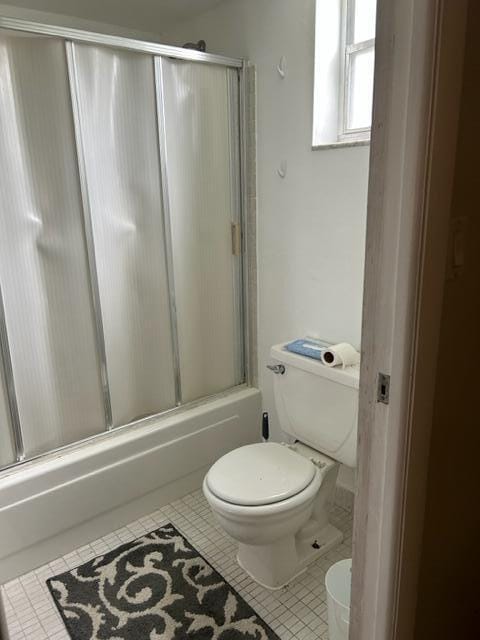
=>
[351,1,468,639]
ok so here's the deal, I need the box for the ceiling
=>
[5,0,225,34]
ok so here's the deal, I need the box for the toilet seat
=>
[206,442,316,507]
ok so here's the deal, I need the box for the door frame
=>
[351,1,468,639]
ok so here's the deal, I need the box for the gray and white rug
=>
[47,523,280,640]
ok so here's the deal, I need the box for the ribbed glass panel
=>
[0,364,15,467]
[72,44,175,426]
[161,60,242,403]
[0,30,105,457]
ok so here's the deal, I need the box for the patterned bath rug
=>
[47,523,280,640]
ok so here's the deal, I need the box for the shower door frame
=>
[0,16,252,474]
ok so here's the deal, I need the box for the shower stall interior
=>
[0,19,249,472]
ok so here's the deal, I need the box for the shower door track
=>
[0,17,244,68]
[0,383,250,478]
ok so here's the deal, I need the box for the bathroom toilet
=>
[203,343,359,589]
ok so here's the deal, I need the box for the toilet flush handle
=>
[267,364,285,375]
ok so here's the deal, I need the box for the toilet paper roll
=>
[321,343,360,368]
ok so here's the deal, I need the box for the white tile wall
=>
[1,490,352,640]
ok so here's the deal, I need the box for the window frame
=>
[338,0,375,142]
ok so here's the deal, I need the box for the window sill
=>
[312,139,370,151]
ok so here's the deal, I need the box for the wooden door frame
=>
[351,1,468,639]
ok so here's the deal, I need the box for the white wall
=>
[0,0,224,34]
[164,0,370,456]
[0,2,166,41]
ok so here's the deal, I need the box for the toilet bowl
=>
[203,441,343,589]
[203,342,359,589]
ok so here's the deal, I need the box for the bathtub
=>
[0,386,261,583]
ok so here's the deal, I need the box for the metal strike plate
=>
[377,372,390,404]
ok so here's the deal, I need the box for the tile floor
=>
[1,490,353,640]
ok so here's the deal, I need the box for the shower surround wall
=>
[163,0,370,482]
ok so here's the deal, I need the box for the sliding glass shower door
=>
[0,24,246,469]
[159,59,243,403]
[70,44,176,427]
[0,31,106,458]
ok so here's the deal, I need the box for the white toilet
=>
[203,343,359,589]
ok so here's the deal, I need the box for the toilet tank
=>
[270,344,359,468]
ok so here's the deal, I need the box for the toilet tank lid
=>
[206,443,316,506]
[270,344,360,390]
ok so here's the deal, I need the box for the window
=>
[312,0,376,148]
[339,0,376,141]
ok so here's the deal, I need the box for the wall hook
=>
[277,56,287,78]
[277,161,287,179]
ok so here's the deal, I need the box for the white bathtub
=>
[0,387,261,582]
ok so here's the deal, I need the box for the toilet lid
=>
[206,442,316,506]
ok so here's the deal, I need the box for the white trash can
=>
[325,558,352,640]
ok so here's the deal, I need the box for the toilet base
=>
[236,522,343,590]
